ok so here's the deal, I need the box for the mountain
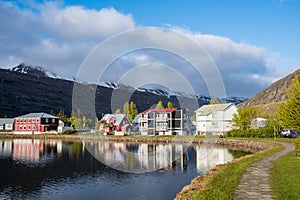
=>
[238,69,300,111]
[0,64,246,118]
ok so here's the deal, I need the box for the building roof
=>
[140,108,177,114]
[101,114,129,125]
[0,118,14,125]
[195,103,234,116]
[101,114,115,121]
[16,112,58,119]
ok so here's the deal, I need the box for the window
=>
[24,119,27,123]
[36,118,39,123]
[16,119,19,123]
[45,118,49,123]
[212,122,218,128]
[28,118,31,123]
[32,125,35,130]
[20,119,23,123]
[20,125,22,130]
[23,125,27,130]
[32,118,35,123]
[52,118,55,123]
[28,125,31,130]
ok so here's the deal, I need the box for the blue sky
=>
[1,0,299,97]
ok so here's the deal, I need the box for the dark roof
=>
[16,113,58,119]
[0,118,14,125]
[140,108,177,114]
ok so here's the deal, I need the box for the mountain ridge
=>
[238,68,300,109]
[0,64,246,118]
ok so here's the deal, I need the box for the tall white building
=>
[195,103,237,135]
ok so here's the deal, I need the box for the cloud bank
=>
[0,1,288,97]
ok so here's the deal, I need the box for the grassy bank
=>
[271,151,300,200]
[176,143,284,200]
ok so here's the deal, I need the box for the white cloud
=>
[40,2,134,41]
[0,1,135,77]
[0,1,290,97]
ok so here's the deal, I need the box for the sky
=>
[0,0,299,97]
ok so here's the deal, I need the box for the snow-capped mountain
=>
[0,64,247,118]
[11,63,60,79]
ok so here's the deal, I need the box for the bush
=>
[61,130,77,135]
[228,126,275,138]
[294,137,300,155]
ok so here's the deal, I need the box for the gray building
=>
[0,118,14,131]
[139,108,188,135]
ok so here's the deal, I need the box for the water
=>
[0,139,250,200]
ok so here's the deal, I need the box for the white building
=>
[195,103,237,135]
[251,117,268,129]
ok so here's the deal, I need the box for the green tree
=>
[278,73,300,129]
[155,100,164,110]
[114,108,122,114]
[233,107,259,130]
[123,101,129,116]
[57,109,68,123]
[129,101,138,121]
[68,109,92,129]
[190,114,196,121]
[209,98,220,104]
[167,101,175,108]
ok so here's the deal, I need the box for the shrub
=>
[61,130,76,135]
[228,126,275,138]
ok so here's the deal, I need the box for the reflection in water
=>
[84,141,235,173]
[0,139,250,200]
[1,139,62,164]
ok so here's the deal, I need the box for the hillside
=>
[0,64,246,118]
[239,69,300,110]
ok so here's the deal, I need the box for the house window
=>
[28,125,31,130]
[32,125,35,130]
[52,118,55,123]
[36,118,39,123]
[212,122,218,128]
[24,119,27,123]
[20,119,23,123]
[20,125,22,130]
[28,118,31,123]
[23,125,27,130]
[45,118,49,123]
[32,118,35,123]
[16,119,19,123]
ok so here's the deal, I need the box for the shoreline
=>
[0,133,271,152]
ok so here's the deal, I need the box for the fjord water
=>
[0,139,249,200]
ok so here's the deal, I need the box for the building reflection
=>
[0,139,62,163]
[84,141,236,173]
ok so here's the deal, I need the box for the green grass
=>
[179,144,284,200]
[271,151,300,200]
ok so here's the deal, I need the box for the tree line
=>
[230,73,300,138]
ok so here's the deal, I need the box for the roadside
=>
[175,141,283,200]
[234,142,294,200]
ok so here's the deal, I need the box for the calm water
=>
[0,139,250,200]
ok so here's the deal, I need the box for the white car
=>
[281,129,290,136]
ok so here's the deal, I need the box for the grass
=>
[271,151,300,200]
[178,143,284,200]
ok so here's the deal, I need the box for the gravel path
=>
[234,142,295,200]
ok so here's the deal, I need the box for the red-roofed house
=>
[138,108,188,135]
[100,114,132,135]
[14,113,59,134]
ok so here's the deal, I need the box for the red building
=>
[100,114,132,135]
[14,113,59,134]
